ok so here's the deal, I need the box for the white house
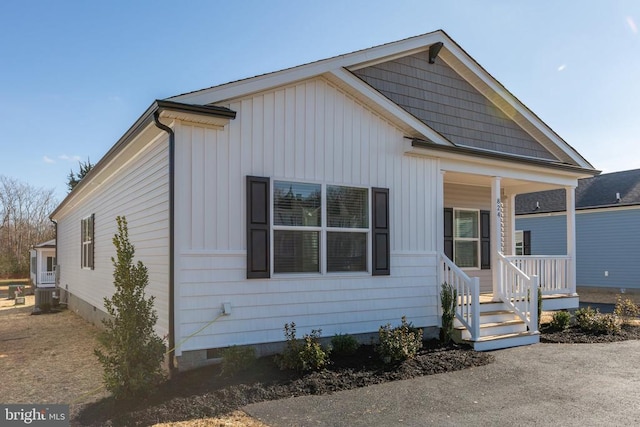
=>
[50,30,597,371]
[29,239,56,288]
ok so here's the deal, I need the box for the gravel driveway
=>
[244,340,640,426]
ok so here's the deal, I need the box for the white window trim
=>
[81,215,93,270]
[453,208,480,270]
[515,230,524,256]
[270,179,371,276]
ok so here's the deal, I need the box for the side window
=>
[81,214,94,269]
[515,230,531,256]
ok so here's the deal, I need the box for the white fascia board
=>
[407,140,583,187]
[169,32,447,106]
[439,45,592,169]
[328,68,453,146]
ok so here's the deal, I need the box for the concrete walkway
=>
[244,341,640,426]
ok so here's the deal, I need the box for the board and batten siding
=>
[517,208,640,289]
[56,133,170,337]
[353,53,555,160]
[173,77,440,354]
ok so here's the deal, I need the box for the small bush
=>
[537,287,543,329]
[276,323,330,371]
[614,296,640,324]
[590,313,622,334]
[331,334,360,356]
[574,306,598,330]
[376,316,423,364]
[219,346,256,377]
[440,282,457,344]
[550,311,571,331]
[299,330,330,371]
[575,306,621,334]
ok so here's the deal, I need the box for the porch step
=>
[453,298,538,350]
[467,331,540,352]
[454,310,515,326]
[455,318,526,341]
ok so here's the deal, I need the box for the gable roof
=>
[34,239,56,248]
[170,30,594,170]
[516,168,640,214]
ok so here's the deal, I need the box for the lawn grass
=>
[0,278,29,284]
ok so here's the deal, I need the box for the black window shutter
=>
[480,210,490,270]
[372,187,390,276]
[443,208,453,260]
[523,230,531,255]
[246,176,270,278]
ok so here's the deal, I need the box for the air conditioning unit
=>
[35,288,59,310]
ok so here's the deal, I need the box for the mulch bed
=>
[540,323,640,344]
[74,324,640,426]
[75,340,493,426]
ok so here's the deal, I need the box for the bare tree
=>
[0,176,57,278]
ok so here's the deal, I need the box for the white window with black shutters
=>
[246,176,389,278]
[81,214,94,269]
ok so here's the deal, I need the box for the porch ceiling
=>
[443,171,564,194]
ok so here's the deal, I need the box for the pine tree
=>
[94,216,166,399]
[67,158,94,192]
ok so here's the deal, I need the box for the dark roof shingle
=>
[516,169,640,214]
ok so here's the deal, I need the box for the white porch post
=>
[436,168,445,254]
[491,177,502,298]
[566,186,577,296]
[508,192,516,256]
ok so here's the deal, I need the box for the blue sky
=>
[2,1,639,202]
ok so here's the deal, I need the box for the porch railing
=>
[498,253,539,334]
[505,255,571,295]
[39,271,55,284]
[440,252,480,341]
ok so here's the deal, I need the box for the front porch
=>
[438,169,582,351]
[441,252,579,351]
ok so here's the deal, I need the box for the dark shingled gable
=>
[516,169,640,214]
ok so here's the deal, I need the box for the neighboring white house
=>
[29,239,56,288]
[50,30,597,371]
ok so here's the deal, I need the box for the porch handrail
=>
[497,253,539,334]
[505,255,571,295]
[39,271,55,284]
[439,252,480,341]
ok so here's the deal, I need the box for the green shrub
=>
[376,316,423,364]
[550,311,571,331]
[276,322,330,371]
[299,330,330,371]
[219,345,256,377]
[614,296,640,324]
[440,282,457,344]
[574,306,598,330]
[94,216,166,400]
[537,287,543,329]
[331,333,360,356]
[590,313,622,334]
[575,306,621,334]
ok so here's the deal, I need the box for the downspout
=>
[153,110,177,374]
